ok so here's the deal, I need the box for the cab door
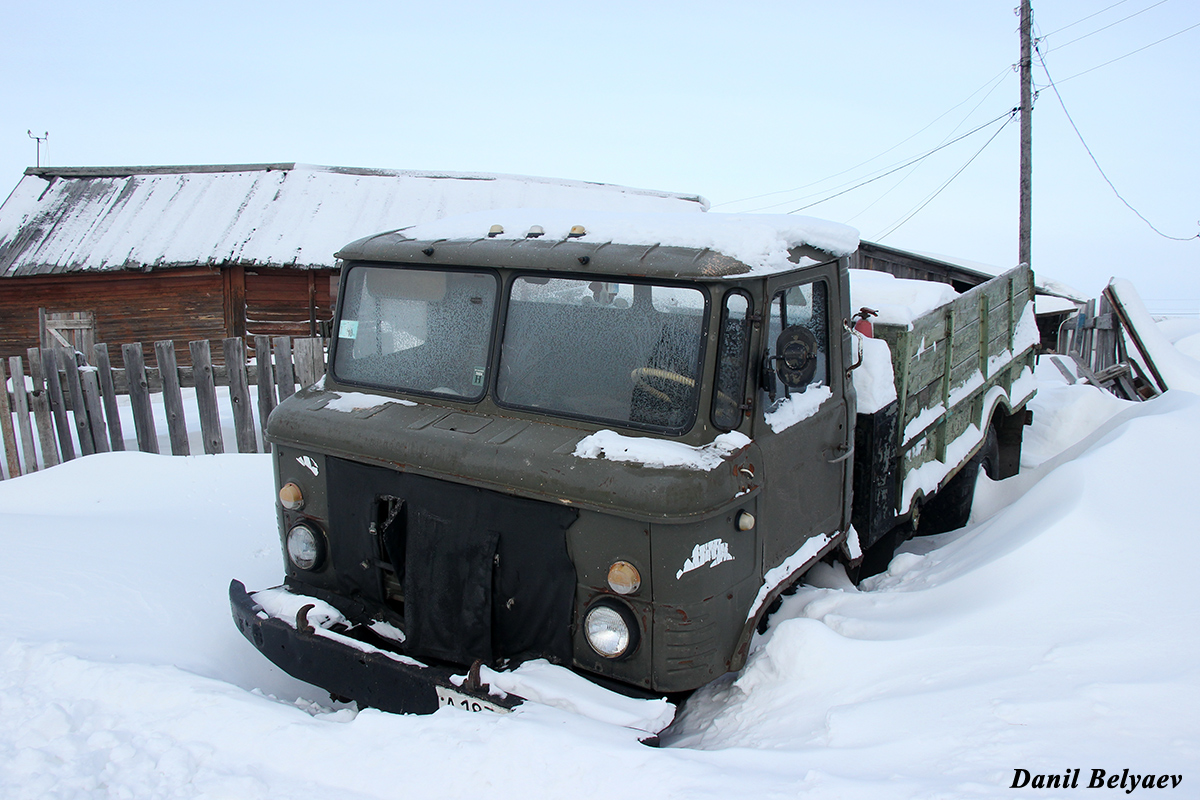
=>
[755,265,854,570]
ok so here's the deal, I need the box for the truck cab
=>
[231,210,872,710]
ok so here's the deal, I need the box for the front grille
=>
[379,562,405,612]
[326,456,579,668]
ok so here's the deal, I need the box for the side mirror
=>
[775,325,818,389]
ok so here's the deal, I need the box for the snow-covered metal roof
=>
[0,163,708,278]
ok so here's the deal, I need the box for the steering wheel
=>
[630,367,695,404]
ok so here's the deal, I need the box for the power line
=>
[785,109,1018,215]
[1055,20,1200,84]
[1039,0,1134,38]
[845,69,1013,223]
[1040,0,1169,54]
[711,65,1014,211]
[1035,41,1198,242]
[873,112,1018,241]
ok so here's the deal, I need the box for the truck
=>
[230,209,1038,719]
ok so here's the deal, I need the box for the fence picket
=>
[27,347,60,468]
[254,335,276,453]
[0,360,21,478]
[93,344,125,451]
[294,337,324,389]
[58,348,95,457]
[273,337,296,401]
[9,357,39,471]
[122,343,158,454]
[189,340,224,455]
[80,369,110,454]
[154,341,190,456]
[41,347,75,461]
[222,338,258,454]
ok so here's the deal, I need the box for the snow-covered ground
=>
[2,353,1199,797]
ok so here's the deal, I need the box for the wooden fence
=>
[1050,284,1164,402]
[1,335,326,479]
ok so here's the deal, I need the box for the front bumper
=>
[229,580,521,715]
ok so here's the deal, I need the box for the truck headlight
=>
[584,602,638,659]
[286,523,324,571]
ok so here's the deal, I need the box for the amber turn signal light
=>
[279,482,304,511]
[607,561,641,595]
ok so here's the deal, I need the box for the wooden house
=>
[851,241,994,291]
[0,163,706,363]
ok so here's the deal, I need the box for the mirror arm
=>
[760,349,777,403]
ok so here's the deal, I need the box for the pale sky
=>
[5,0,1197,306]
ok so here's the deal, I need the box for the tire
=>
[918,424,999,535]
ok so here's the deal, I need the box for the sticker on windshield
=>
[472,368,485,387]
[339,320,359,339]
[676,539,734,579]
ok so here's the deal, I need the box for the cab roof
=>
[336,210,860,281]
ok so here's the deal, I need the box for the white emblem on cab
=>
[676,539,734,579]
[296,456,319,476]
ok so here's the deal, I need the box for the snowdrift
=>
[1,360,1198,798]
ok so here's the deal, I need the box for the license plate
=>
[435,685,511,714]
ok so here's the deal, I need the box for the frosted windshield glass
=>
[498,277,707,432]
[333,266,497,399]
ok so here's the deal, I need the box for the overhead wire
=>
[711,64,1014,211]
[1038,0,1134,38]
[1039,0,1169,54]
[872,112,1018,241]
[1034,40,1198,241]
[1054,20,1200,84]
[783,109,1018,215]
[845,68,1014,224]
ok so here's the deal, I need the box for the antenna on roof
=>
[27,130,49,168]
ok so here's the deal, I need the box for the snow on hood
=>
[573,429,752,471]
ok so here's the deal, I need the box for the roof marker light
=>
[568,225,587,238]
[488,224,504,238]
[526,225,545,239]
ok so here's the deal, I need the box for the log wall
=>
[0,267,336,365]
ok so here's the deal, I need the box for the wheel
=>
[851,526,902,582]
[918,424,1000,535]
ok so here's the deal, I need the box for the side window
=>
[712,291,752,431]
[764,281,829,408]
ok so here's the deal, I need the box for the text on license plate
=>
[435,685,510,714]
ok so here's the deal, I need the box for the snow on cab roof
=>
[391,209,861,276]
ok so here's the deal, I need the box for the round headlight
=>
[279,482,304,511]
[286,523,323,570]
[584,603,634,659]
[607,561,641,595]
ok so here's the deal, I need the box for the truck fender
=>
[728,532,845,673]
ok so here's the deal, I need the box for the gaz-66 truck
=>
[230,210,1038,717]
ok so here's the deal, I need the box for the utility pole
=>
[27,130,49,168]
[1018,0,1033,269]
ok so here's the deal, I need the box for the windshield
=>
[333,265,498,399]
[497,277,707,432]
